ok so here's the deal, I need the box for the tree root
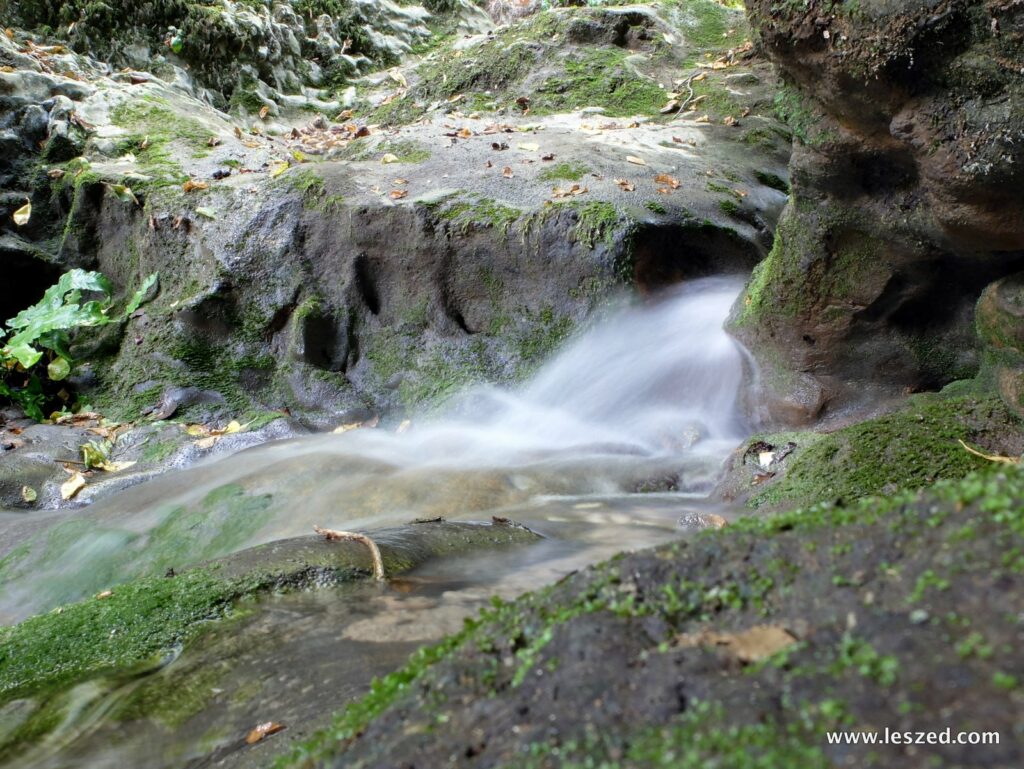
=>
[313,526,386,581]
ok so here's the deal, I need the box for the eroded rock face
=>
[731,0,1024,424]
[1,3,792,429]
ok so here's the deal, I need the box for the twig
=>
[313,525,385,580]
[673,71,700,120]
[958,439,1019,465]
[54,458,89,466]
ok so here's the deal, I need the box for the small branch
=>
[313,525,385,581]
[673,71,700,119]
[958,439,1018,465]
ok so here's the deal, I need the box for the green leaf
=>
[47,357,71,381]
[5,342,43,369]
[124,273,159,315]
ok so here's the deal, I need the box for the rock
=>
[732,0,1024,424]
[977,272,1024,419]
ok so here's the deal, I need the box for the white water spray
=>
[0,276,751,621]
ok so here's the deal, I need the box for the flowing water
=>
[0,276,752,768]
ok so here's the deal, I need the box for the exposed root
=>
[958,439,1019,466]
[313,525,386,581]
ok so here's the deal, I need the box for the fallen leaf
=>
[695,114,710,123]
[389,70,408,88]
[502,166,514,179]
[195,207,217,219]
[393,178,408,186]
[517,142,539,152]
[381,153,399,164]
[675,625,797,664]
[12,201,30,226]
[457,127,473,139]
[234,126,243,139]
[396,420,412,434]
[660,99,680,114]
[723,115,738,127]
[60,472,86,500]
[654,173,680,189]
[21,486,37,503]
[552,184,588,199]
[626,155,647,166]
[336,109,354,121]
[183,179,209,192]
[96,590,113,599]
[48,168,65,179]
[389,189,408,199]
[270,162,290,178]
[259,105,270,120]
[107,184,139,205]
[615,178,635,192]
[195,436,219,450]
[207,136,221,147]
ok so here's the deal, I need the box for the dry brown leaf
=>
[675,625,797,664]
[246,722,286,745]
[654,173,680,190]
[234,126,243,139]
[695,114,710,124]
[207,136,221,147]
[393,178,408,185]
[552,184,588,199]
[502,166,514,179]
[457,127,473,139]
[723,115,738,127]
[48,168,65,179]
[389,189,408,200]
[183,179,209,193]
[259,105,270,120]
[615,178,635,192]
[626,155,647,166]
[336,109,354,120]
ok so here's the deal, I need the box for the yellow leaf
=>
[222,420,243,435]
[21,485,37,503]
[380,153,399,164]
[13,201,31,226]
[99,460,137,473]
[185,424,209,437]
[60,472,86,500]
[270,162,290,178]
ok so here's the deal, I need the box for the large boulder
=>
[730,0,1024,424]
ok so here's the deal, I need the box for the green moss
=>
[110,95,215,168]
[531,48,667,117]
[140,438,178,464]
[0,569,256,703]
[719,199,741,217]
[437,195,522,234]
[538,162,589,183]
[645,200,668,215]
[755,170,791,194]
[748,394,1009,509]
[573,201,620,249]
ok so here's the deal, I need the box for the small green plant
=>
[0,269,157,421]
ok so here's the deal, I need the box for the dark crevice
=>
[630,222,762,291]
[0,250,62,321]
[353,253,381,315]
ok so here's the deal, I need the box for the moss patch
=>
[748,393,1017,509]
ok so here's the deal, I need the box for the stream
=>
[0,276,751,768]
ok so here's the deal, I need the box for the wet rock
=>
[977,272,1024,419]
[732,0,1024,424]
